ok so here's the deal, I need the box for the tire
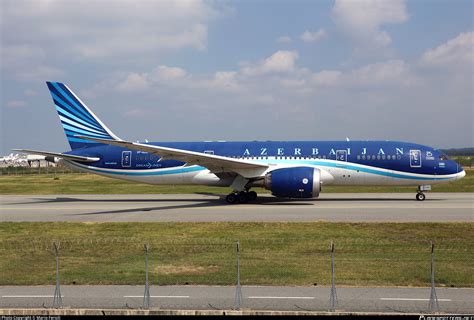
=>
[416,193,426,201]
[247,191,257,201]
[238,192,248,204]
[226,193,237,204]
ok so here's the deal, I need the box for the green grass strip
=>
[1,222,472,287]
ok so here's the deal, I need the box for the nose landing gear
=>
[416,192,426,201]
[416,185,431,201]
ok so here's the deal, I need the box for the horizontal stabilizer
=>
[12,149,100,163]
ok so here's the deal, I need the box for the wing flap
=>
[12,149,100,163]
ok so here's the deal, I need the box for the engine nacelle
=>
[264,167,321,198]
[44,156,59,163]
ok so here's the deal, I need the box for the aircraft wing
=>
[12,149,100,163]
[76,136,269,177]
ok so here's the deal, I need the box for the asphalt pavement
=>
[1,193,473,222]
[1,285,473,313]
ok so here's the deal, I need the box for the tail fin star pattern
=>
[46,81,120,150]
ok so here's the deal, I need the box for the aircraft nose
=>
[456,170,466,180]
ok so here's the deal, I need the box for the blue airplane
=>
[14,82,466,203]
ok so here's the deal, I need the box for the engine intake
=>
[264,167,321,198]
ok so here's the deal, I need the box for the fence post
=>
[142,243,151,310]
[52,242,63,309]
[234,240,243,310]
[329,241,338,312]
[428,241,439,313]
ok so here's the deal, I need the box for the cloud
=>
[420,32,474,68]
[2,0,222,56]
[332,0,408,52]
[242,50,299,76]
[115,73,149,93]
[311,70,342,86]
[15,65,65,83]
[24,89,38,97]
[6,100,28,108]
[81,45,470,147]
[150,66,188,82]
[1,0,227,81]
[114,65,188,93]
[347,60,415,87]
[261,51,299,72]
[311,60,415,88]
[300,29,327,43]
[108,53,415,100]
[206,71,240,91]
[276,36,292,44]
[1,44,45,68]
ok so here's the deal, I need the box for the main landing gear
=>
[226,191,258,204]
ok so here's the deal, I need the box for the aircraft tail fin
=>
[46,81,121,150]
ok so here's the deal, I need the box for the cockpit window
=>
[438,151,449,160]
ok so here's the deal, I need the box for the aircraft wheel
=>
[247,191,257,201]
[226,193,238,204]
[238,192,248,204]
[416,192,426,201]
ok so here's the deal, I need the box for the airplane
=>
[0,153,27,165]
[14,81,466,203]
[0,153,15,163]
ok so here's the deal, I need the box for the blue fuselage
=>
[64,140,463,186]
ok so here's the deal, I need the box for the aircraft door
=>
[410,150,421,168]
[336,150,347,168]
[336,150,347,162]
[122,151,132,167]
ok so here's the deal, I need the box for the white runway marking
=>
[248,296,315,300]
[124,295,189,298]
[2,295,63,298]
[380,298,452,301]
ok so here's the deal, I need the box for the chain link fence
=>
[0,164,83,176]
[1,236,472,312]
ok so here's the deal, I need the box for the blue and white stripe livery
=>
[47,82,119,150]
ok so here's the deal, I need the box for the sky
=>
[1,0,473,155]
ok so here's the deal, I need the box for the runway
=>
[1,193,472,222]
[1,285,472,313]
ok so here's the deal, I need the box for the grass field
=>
[0,222,472,287]
[0,168,472,194]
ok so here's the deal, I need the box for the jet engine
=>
[264,167,321,198]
